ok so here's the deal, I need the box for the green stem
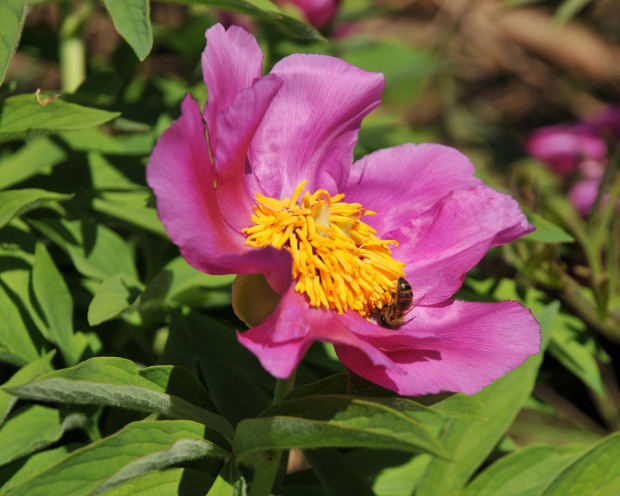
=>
[249,372,296,496]
[59,0,93,93]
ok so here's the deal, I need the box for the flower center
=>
[242,180,405,318]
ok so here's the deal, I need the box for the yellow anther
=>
[242,180,405,318]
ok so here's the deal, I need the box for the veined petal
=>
[213,74,283,232]
[345,143,482,233]
[248,54,384,199]
[202,24,264,153]
[335,300,541,396]
[146,94,291,294]
[237,287,401,379]
[389,185,534,305]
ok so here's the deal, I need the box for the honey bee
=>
[377,277,413,328]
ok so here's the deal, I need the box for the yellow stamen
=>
[242,180,405,317]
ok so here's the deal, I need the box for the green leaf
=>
[165,0,325,42]
[0,189,72,229]
[549,312,606,396]
[92,194,167,238]
[305,449,375,496]
[0,94,120,142]
[0,444,81,493]
[0,405,64,467]
[0,138,66,190]
[0,351,55,427]
[0,279,44,366]
[2,420,230,496]
[233,396,449,461]
[164,312,274,426]
[5,357,234,443]
[206,461,246,496]
[416,302,558,496]
[523,210,575,243]
[102,0,152,61]
[0,0,28,87]
[541,432,620,495]
[462,444,586,496]
[99,468,215,496]
[28,218,139,282]
[32,243,81,365]
[554,0,592,24]
[87,275,137,326]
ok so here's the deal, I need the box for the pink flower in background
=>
[526,107,620,215]
[147,24,540,396]
[274,0,339,29]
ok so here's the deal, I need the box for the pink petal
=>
[274,0,339,28]
[202,24,264,153]
[344,143,482,233]
[237,287,401,379]
[389,186,534,305]
[212,74,283,232]
[248,54,384,199]
[335,300,541,396]
[146,95,291,294]
[526,126,607,174]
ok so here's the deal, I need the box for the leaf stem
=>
[59,0,94,93]
[249,371,296,496]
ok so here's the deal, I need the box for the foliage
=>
[0,0,619,495]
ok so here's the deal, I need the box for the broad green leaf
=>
[164,312,273,426]
[0,94,120,142]
[523,210,575,243]
[86,153,145,190]
[0,405,64,466]
[87,275,137,326]
[0,189,71,229]
[60,126,155,155]
[0,0,28,87]
[206,461,246,496]
[234,396,449,461]
[92,194,167,237]
[541,432,620,496]
[28,217,139,282]
[101,468,215,496]
[5,357,233,443]
[0,280,43,366]
[548,312,605,396]
[416,302,558,496]
[305,449,375,496]
[32,243,81,365]
[288,374,485,421]
[0,351,55,426]
[0,138,66,190]
[102,0,153,61]
[164,0,325,42]
[0,444,81,493]
[2,420,230,496]
[462,444,586,496]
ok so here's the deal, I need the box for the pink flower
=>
[526,125,607,176]
[147,24,540,396]
[526,107,620,215]
[273,0,339,29]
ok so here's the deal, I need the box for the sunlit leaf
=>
[2,420,230,496]
[0,189,71,229]
[0,94,120,142]
[234,396,449,461]
[102,0,153,61]
[541,432,620,495]
[0,0,28,87]
[5,357,233,443]
[0,138,66,190]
